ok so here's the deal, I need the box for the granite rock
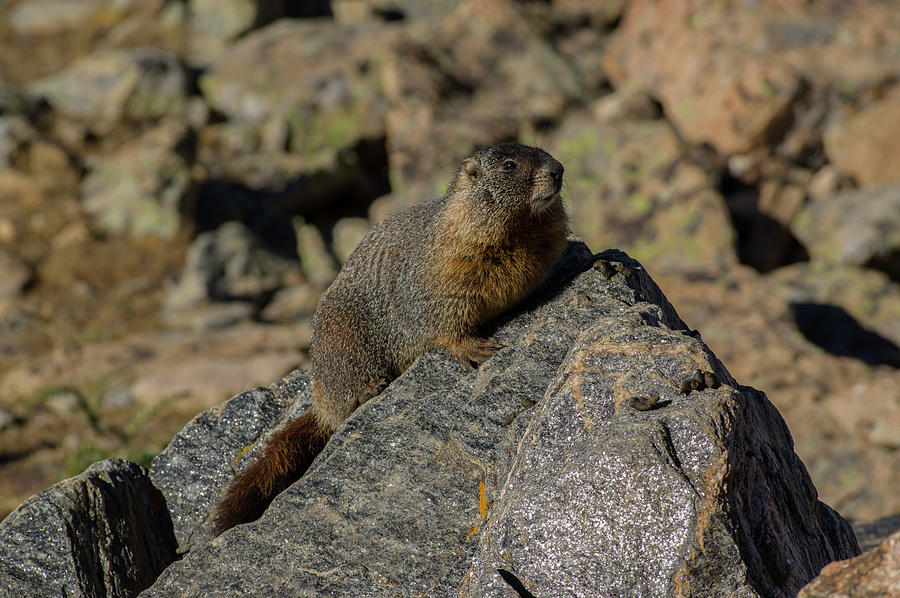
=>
[658,263,900,522]
[799,527,900,598]
[331,0,460,23]
[0,249,31,301]
[149,376,308,549]
[604,0,900,160]
[185,0,258,66]
[382,0,586,188]
[0,459,177,598]
[6,0,143,37]
[140,246,857,597]
[853,514,900,553]
[198,19,390,157]
[163,220,303,324]
[824,90,900,188]
[604,0,803,155]
[548,112,737,276]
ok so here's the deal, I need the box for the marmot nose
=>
[549,163,563,192]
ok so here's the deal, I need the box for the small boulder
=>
[0,459,177,598]
[794,185,900,282]
[799,527,900,598]
[28,48,188,137]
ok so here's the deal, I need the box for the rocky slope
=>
[0,0,899,592]
[1,248,860,597]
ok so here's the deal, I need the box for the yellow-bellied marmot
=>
[213,143,568,535]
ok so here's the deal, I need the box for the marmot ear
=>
[463,158,479,180]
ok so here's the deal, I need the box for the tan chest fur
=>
[427,198,568,332]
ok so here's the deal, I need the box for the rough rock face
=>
[547,112,738,276]
[604,0,900,159]
[382,0,585,188]
[460,351,851,597]
[0,459,177,598]
[854,514,900,553]
[0,249,31,301]
[824,89,900,188]
[162,220,303,325]
[150,378,309,549]
[794,185,900,283]
[799,528,900,598]
[136,246,857,597]
[2,0,899,544]
[658,263,900,522]
[27,47,188,137]
[81,119,196,239]
[199,19,390,157]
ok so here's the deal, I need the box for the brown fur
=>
[212,410,329,534]
[212,144,568,535]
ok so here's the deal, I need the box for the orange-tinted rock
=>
[799,529,900,598]
[605,0,900,157]
[825,92,900,187]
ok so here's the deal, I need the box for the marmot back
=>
[213,143,568,535]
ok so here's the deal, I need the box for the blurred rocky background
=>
[0,0,897,538]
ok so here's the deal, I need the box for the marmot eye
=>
[501,160,518,171]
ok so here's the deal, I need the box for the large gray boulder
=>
[162,220,304,327]
[138,245,858,597]
[0,459,177,598]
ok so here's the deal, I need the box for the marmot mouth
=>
[530,191,561,213]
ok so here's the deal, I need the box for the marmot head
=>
[451,143,564,216]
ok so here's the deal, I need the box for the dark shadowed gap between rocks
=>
[651,98,810,275]
[864,249,900,284]
[279,0,405,22]
[720,171,810,273]
[190,136,391,262]
[853,513,900,551]
[192,180,300,259]
[373,8,406,21]
[791,302,900,368]
[498,569,538,598]
[276,0,333,21]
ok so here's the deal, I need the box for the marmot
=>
[213,143,568,535]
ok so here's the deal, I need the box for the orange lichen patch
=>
[463,480,490,541]
[233,444,253,466]
[459,571,472,595]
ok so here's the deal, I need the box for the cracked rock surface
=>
[0,459,177,598]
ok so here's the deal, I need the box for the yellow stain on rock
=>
[233,444,252,466]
